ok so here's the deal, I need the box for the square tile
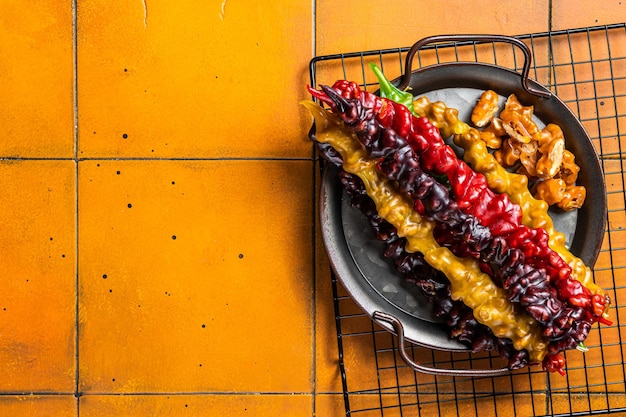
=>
[77,0,313,159]
[0,2,74,158]
[314,235,343,394]
[315,0,549,56]
[0,395,76,416]
[80,394,312,417]
[78,160,314,393]
[315,394,346,416]
[317,392,549,417]
[552,0,626,30]
[0,160,76,392]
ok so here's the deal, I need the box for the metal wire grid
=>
[310,23,626,417]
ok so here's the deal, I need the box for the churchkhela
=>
[302,66,610,375]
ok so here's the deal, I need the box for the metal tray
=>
[318,35,608,376]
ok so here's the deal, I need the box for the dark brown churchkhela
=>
[304,97,552,368]
[315,119,530,370]
[338,167,530,369]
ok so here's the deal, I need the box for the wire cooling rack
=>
[310,23,626,417]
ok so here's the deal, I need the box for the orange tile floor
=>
[1,1,625,416]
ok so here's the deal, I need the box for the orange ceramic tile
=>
[0,395,76,416]
[322,290,392,394]
[76,0,313,159]
[78,159,314,393]
[0,160,76,392]
[0,2,74,158]
[315,394,345,416]
[80,394,312,416]
[314,303,343,392]
[315,0,550,56]
[552,0,626,30]
[318,393,547,417]
[314,222,344,394]
[549,393,626,416]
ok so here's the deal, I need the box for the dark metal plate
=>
[319,63,607,352]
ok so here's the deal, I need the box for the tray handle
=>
[372,311,511,377]
[397,34,552,99]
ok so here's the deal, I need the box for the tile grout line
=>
[0,156,314,162]
[310,0,319,417]
[0,391,324,396]
[310,1,317,416]
[72,0,81,413]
